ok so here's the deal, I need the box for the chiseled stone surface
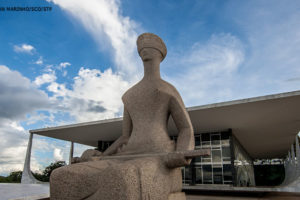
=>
[50,33,194,200]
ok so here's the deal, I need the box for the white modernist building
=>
[21,90,300,192]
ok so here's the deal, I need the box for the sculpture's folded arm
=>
[102,107,132,156]
[169,94,195,152]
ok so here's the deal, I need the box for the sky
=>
[0,0,300,175]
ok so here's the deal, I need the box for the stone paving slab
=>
[0,183,49,200]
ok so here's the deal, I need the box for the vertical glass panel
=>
[202,133,210,141]
[202,155,211,163]
[203,165,212,184]
[195,136,200,146]
[212,149,221,163]
[213,167,223,184]
[184,167,192,185]
[223,164,233,181]
[201,141,210,147]
[221,139,230,146]
[221,132,229,140]
[211,134,221,145]
[222,146,231,158]
[195,167,202,184]
[195,156,201,163]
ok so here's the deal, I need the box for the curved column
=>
[21,133,41,184]
[296,135,300,177]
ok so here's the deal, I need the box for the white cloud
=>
[164,33,245,106]
[48,0,142,80]
[34,72,57,86]
[48,67,129,122]
[0,65,52,175]
[58,62,71,69]
[53,148,63,161]
[13,44,35,54]
[0,65,50,120]
[0,120,42,175]
[35,56,43,65]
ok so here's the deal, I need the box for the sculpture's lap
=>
[50,157,182,200]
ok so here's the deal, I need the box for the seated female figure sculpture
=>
[50,33,194,200]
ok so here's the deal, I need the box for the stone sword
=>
[97,149,211,160]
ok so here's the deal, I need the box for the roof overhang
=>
[30,90,300,159]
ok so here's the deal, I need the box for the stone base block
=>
[168,192,186,200]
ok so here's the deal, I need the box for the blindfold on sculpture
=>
[137,33,167,61]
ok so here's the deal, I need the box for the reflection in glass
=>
[212,150,221,163]
[222,146,231,158]
[182,167,192,185]
[195,167,202,184]
[222,139,230,146]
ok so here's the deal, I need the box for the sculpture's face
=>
[139,48,162,62]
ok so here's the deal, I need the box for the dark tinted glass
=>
[202,133,210,141]
[213,167,223,184]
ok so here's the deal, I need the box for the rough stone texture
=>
[50,33,194,200]
[168,192,186,200]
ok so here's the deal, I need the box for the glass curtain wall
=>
[177,130,234,185]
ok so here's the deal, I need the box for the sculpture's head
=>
[137,33,167,62]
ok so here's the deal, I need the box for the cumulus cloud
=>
[0,120,42,174]
[13,44,35,54]
[48,67,129,122]
[0,65,53,174]
[48,0,141,80]
[34,72,57,86]
[53,148,63,161]
[0,65,50,120]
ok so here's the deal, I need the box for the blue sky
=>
[0,0,300,175]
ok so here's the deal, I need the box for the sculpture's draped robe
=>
[51,81,192,200]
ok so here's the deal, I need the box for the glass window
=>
[202,133,210,141]
[195,135,200,146]
[195,167,202,184]
[184,166,192,184]
[202,155,211,163]
[203,165,212,184]
[221,139,230,146]
[201,141,210,147]
[221,132,229,140]
[222,146,231,158]
[212,149,221,163]
[223,164,233,181]
[195,156,201,163]
[211,134,221,145]
[213,167,223,184]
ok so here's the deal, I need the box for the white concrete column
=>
[296,135,300,176]
[69,141,74,165]
[21,133,41,184]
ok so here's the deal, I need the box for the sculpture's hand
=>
[164,152,191,168]
[71,157,81,164]
[70,149,103,164]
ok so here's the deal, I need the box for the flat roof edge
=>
[29,90,300,134]
[30,117,123,134]
[187,90,300,112]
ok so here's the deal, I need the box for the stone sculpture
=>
[50,33,197,200]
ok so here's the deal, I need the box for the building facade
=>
[98,129,256,186]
